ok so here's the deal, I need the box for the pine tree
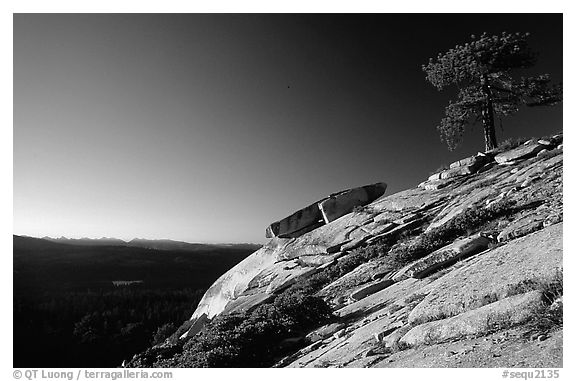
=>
[423,32,562,151]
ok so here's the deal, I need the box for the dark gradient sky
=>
[13,14,563,243]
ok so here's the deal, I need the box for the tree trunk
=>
[481,74,498,151]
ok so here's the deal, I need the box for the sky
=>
[13,13,563,244]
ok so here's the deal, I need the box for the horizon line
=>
[13,233,263,246]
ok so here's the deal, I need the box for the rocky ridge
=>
[130,134,563,368]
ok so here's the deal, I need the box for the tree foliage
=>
[423,32,562,151]
[14,287,205,367]
[155,290,333,368]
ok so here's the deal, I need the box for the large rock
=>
[223,293,274,315]
[361,221,398,236]
[419,179,455,190]
[449,153,489,170]
[306,323,345,343]
[439,165,475,179]
[508,153,563,189]
[297,252,343,267]
[439,154,489,179]
[286,308,404,368]
[243,259,319,294]
[425,186,501,232]
[317,257,395,301]
[426,154,489,182]
[187,242,283,324]
[407,223,562,325]
[365,216,428,245]
[400,291,543,347]
[266,201,325,238]
[266,182,387,238]
[393,234,491,280]
[495,143,546,164]
[496,213,545,242]
[349,279,395,301]
[318,182,387,223]
[369,187,448,215]
[335,278,434,320]
[538,133,562,147]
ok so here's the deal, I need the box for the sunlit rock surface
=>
[169,134,563,368]
[265,182,387,238]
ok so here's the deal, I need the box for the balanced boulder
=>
[266,182,387,238]
[319,182,387,223]
[266,201,325,238]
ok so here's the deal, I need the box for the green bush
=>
[168,320,193,343]
[152,323,176,345]
[282,242,390,297]
[522,269,563,334]
[539,269,563,306]
[387,198,516,268]
[495,137,529,153]
[153,289,332,368]
[273,291,332,328]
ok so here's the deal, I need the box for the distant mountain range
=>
[41,236,127,246]
[40,236,261,252]
[14,235,261,294]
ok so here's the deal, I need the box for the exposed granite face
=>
[400,291,544,347]
[494,142,547,164]
[393,234,491,280]
[406,223,563,326]
[280,223,562,368]
[165,134,563,368]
